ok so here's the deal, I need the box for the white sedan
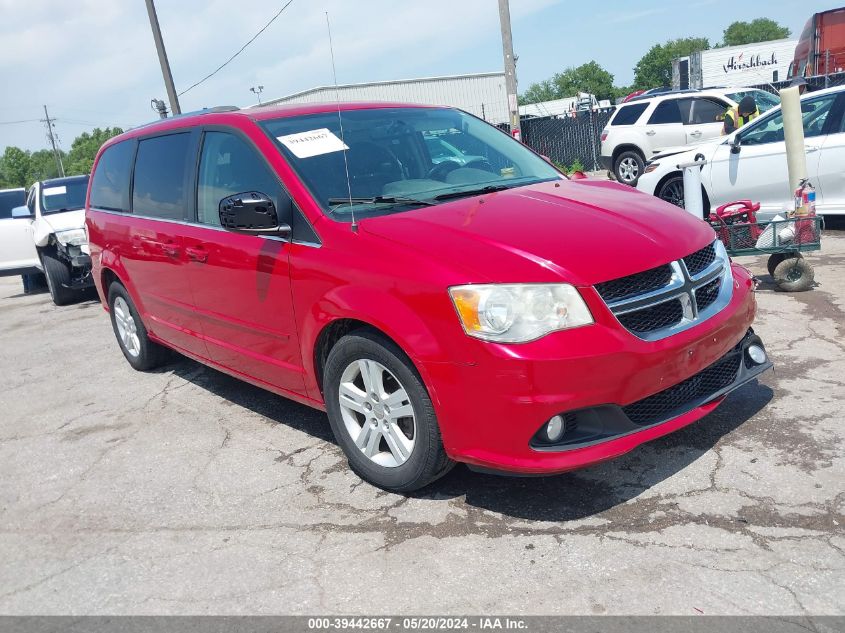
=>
[636,85,845,220]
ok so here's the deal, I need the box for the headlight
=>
[54,228,87,247]
[449,283,594,343]
[643,162,660,174]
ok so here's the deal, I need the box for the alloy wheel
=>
[338,359,416,467]
[618,157,640,183]
[113,296,141,357]
[659,178,685,208]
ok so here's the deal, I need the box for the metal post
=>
[144,0,181,115]
[825,49,830,88]
[498,0,520,140]
[41,105,65,178]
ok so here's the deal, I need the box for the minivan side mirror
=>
[218,192,291,237]
[730,136,742,154]
[11,205,32,218]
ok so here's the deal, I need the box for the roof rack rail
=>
[132,105,241,131]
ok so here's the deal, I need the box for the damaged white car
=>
[0,175,94,305]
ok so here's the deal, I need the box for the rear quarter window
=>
[610,103,648,126]
[90,141,135,212]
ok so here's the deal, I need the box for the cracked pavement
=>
[1,231,844,615]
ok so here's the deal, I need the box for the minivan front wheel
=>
[107,282,169,371]
[323,331,453,491]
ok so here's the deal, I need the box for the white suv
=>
[0,175,94,305]
[600,88,779,185]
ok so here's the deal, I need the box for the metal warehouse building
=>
[260,72,509,124]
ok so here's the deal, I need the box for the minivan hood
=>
[39,209,86,233]
[361,180,716,286]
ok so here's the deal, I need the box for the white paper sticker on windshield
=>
[43,185,67,196]
[277,128,349,159]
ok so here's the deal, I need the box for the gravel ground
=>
[0,231,843,615]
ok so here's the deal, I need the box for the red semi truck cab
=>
[791,7,845,78]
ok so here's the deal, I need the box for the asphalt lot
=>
[1,231,844,615]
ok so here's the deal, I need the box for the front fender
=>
[300,284,456,403]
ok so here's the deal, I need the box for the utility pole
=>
[41,105,65,178]
[144,0,181,115]
[498,0,520,140]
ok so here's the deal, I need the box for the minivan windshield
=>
[40,176,89,215]
[260,107,562,220]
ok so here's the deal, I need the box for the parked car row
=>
[600,87,780,185]
[636,84,845,220]
[76,101,771,491]
[0,175,94,304]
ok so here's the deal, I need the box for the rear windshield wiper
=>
[432,184,510,201]
[327,195,436,209]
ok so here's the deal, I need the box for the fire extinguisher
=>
[794,179,816,216]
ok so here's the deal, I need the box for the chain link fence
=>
[519,110,613,171]
[748,72,845,94]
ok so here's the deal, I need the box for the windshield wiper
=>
[327,195,436,209]
[432,184,510,201]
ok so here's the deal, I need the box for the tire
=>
[773,256,814,292]
[41,252,77,306]
[656,175,711,219]
[107,282,170,370]
[613,150,644,186]
[323,330,453,492]
[767,253,788,277]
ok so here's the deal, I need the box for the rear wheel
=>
[323,330,453,491]
[41,252,77,306]
[767,253,788,277]
[108,282,169,370]
[773,256,814,292]
[613,150,644,186]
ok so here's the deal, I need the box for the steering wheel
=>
[462,157,497,173]
[427,159,463,181]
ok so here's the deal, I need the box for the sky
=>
[0,0,829,153]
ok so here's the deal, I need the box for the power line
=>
[0,119,40,125]
[178,0,295,97]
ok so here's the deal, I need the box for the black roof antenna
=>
[326,11,357,233]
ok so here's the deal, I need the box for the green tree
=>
[521,61,618,104]
[65,127,123,175]
[633,37,710,89]
[0,147,32,188]
[722,18,790,46]
[29,150,64,182]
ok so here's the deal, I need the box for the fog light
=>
[545,415,565,442]
[747,344,767,365]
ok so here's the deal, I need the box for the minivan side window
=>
[647,100,682,125]
[196,132,280,226]
[90,140,134,212]
[132,133,192,220]
[610,103,648,126]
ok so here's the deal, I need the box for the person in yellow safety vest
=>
[722,95,760,135]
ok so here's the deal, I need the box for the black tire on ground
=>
[767,253,788,277]
[613,150,645,186]
[41,252,77,306]
[323,330,454,492]
[107,282,170,371]
[773,256,814,292]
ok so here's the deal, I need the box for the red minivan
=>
[86,102,771,491]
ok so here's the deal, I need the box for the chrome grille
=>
[595,240,733,341]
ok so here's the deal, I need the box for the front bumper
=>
[423,263,766,474]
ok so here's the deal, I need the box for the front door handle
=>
[805,145,820,153]
[646,129,656,136]
[161,242,181,258]
[185,246,208,263]
[690,130,702,137]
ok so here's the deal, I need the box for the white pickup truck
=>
[0,175,93,305]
